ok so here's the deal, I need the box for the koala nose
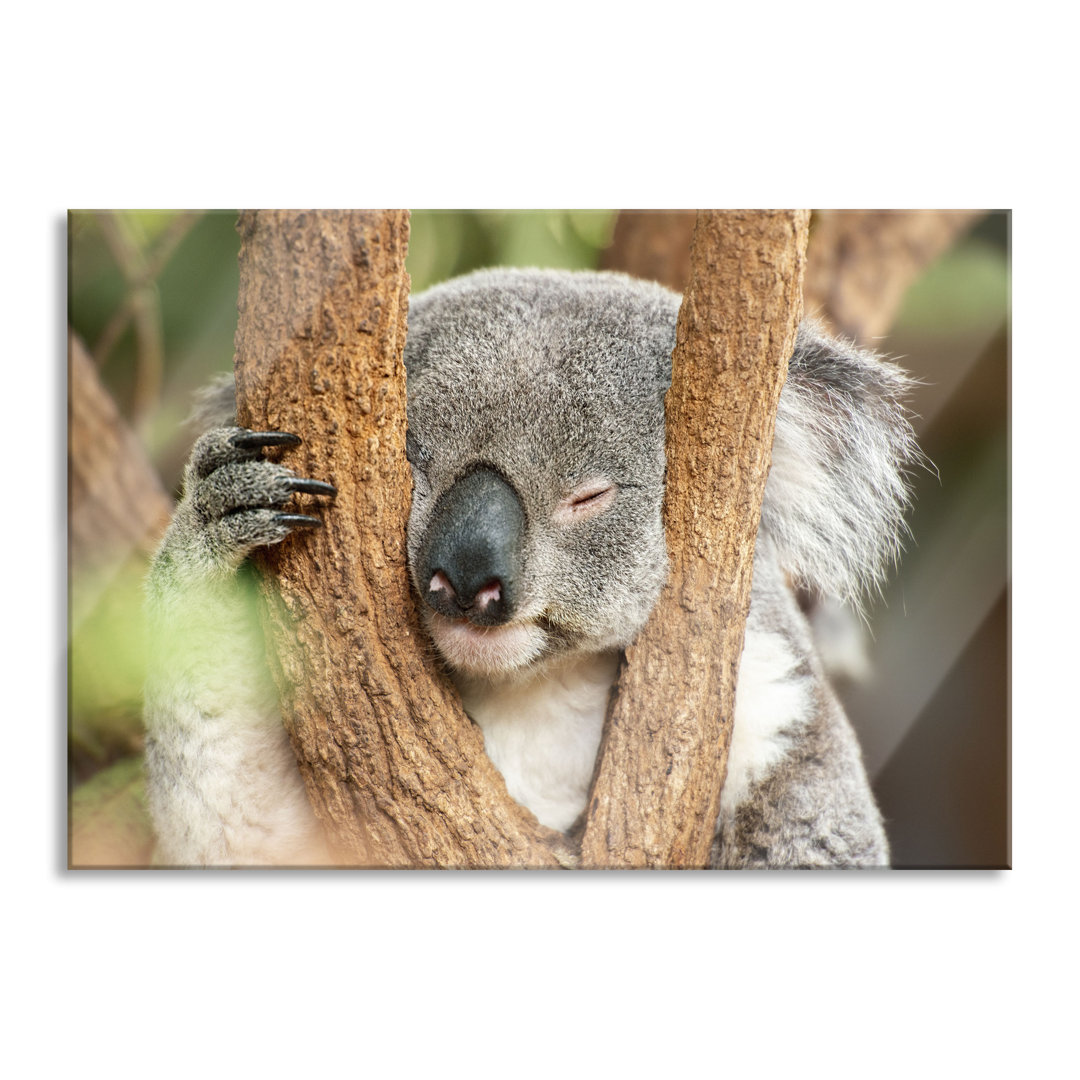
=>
[416,467,525,626]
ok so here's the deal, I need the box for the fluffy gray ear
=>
[760,320,923,610]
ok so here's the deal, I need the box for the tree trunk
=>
[580,210,811,869]
[233,210,572,868]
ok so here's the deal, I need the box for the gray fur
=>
[714,538,889,867]
[766,321,921,610]
[404,269,674,664]
[144,267,915,868]
[713,700,891,869]
[144,424,333,865]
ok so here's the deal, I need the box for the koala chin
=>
[144,267,919,867]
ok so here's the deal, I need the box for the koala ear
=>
[761,320,923,609]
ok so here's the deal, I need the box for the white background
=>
[9,3,1069,1074]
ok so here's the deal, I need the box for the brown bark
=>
[600,210,698,292]
[233,210,572,868]
[68,330,173,575]
[804,209,986,344]
[580,210,810,869]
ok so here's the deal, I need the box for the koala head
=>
[403,268,679,679]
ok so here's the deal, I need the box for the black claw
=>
[287,478,338,497]
[274,513,323,529]
[231,430,302,450]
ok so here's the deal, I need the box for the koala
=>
[144,267,919,868]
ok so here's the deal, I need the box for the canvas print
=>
[67,209,1009,869]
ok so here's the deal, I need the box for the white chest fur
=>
[452,625,810,834]
[721,625,810,820]
[453,651,620,832]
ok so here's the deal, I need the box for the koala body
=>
[144,268,918,868]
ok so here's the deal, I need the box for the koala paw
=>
[186,427,336,567]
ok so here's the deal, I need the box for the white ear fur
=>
[761,321,923,611]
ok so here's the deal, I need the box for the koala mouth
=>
[424,610,547,677]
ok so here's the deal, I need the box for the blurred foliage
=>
[894,233,1009,333]
[69,756,153,867]
[69,558,148,784]
[408,210,616,292]
[69,210,241,494]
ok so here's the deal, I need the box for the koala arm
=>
[711,541,889,869]
[143,419,336,867]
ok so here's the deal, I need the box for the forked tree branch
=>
[234,209,808,868]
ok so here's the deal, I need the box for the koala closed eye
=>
[553,481,617,523]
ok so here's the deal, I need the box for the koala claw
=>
[272,513,324,529]
[286,478,338,497]
[230,430,303,450]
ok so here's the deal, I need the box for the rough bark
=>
[600,210,698,292]
[580,210,810,869]
[803,209,986,344]
[233,210,572,868]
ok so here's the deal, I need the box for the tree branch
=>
[233,210,573,868]
[69,328,173,632]
[581,210,810,869]
[803,209,985,344]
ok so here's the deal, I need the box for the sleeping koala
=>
[144,268,919,868]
